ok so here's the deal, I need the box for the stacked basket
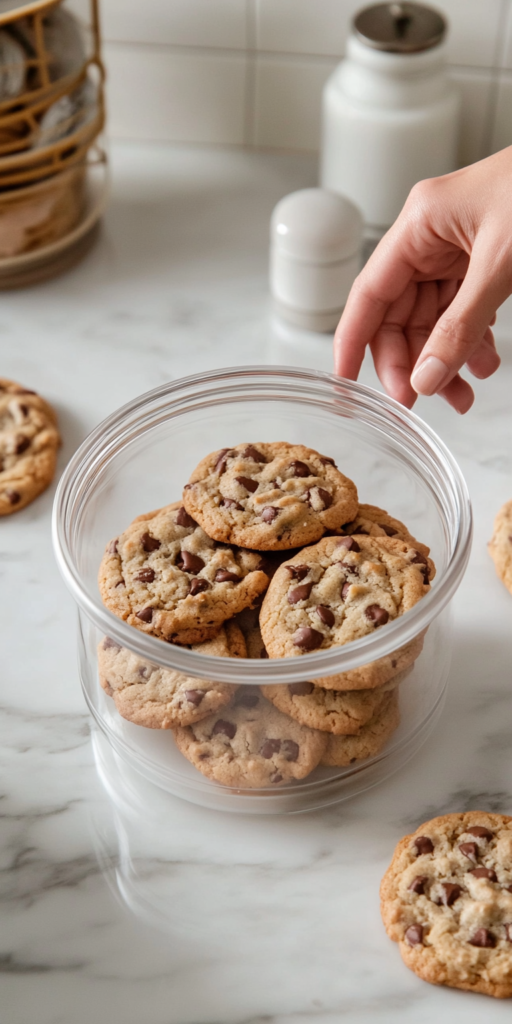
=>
[0,0,107,285]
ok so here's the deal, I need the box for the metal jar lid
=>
[353,2,446,53]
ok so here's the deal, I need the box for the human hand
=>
[333,147,512,413]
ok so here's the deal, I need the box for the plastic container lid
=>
[353,2,446,53]
[270,188,363,265]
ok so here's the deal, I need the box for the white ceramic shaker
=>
[270,188,363,332]
[320,2,460,236]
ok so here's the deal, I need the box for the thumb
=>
[410,238,511,396]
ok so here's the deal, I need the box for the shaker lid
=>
[353,2,446,53]
[271,188,363,263]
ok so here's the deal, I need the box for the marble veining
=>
[1,142,512,1023]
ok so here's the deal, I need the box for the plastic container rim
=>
[52,365,472,685]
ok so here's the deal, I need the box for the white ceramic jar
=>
[320,2,460,235]
[270,188,363,332]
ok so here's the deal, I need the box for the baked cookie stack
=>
[98,442,434,789]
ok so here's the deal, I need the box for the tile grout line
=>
[481,0,511,155]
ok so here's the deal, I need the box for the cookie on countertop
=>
[320,689,399,765]
[488,500,512,596]
[0,377,61,515]
[98,501,269,645]
[259,535,432,679]
[173,688,327,788]
[380,812,512,998]
[182,442,358,551]
[98,620,245,728]
[261,671,405,735]
[338,503,432,568]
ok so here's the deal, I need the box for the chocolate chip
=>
[221,498,243,510]
[379,523,398,536]
[408,876,428,894]
[176,506,197,528]
[115,579,125,588]
[261,506,279,523]
[286,565,309,580]
[365,605,389,626]
[260,738,281,758]
[339,561,359,575]
[241,445,265,462]
[469,867,497,882]
[141,532,160,552]
[271,773,283,783]
[215,569,240,583]
[341,582,351,600]
[316,488,333,509]
[320,456,336,466]
[136,607,153,622]
[15,435,30,454]
[469,929,496,948]
[288,582,313,604]
[185,689,205,706]
[438,883,462,907]
[391,659,397,668]
[411,551,427,566]
[108,538,118,554]
[282,739,299,762]
[316,605,335,627]
[212,719,236,739]
[215,448,231,473]
[292,627,323,651]
[5,490,20,505]
[136,568,155,582]
[336,536,360,553]
[176,550,205,574]
[466,826,494,840]
[289,460,310,477]
[289,682,314,696]
[235,476,259,493]
[103,637,121,651]
[459,842,479,863]
[405,924,423,946]
[260,648,269,658]
[18,404,28,416]
[413,836,434,855]
[236,693,259,708]
[189,577,210,596]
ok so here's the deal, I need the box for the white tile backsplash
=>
[491,72,512,151]
[255,0,360,57]
[100,0,248,49]
[101,0,512,159]
[433,0,504,68]
[449,69,495,167]
[253,56,335,151]
[104,44,247,145]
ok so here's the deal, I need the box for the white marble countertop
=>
[2,141,512,1024]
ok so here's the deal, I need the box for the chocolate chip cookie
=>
[182,442,358,551]
[261,672,404,735]
[380,812,512,998]
[98,501,269,645]
[339,503,432,567]
[173,688,328,788]
[0,377,60,515]
[320,689,400,765]
[98,620,245,728]
[259,535,432,674]
[488,500,512,596]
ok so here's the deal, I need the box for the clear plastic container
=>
[52,366,472,814]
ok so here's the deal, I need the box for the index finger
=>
[334,235,415,379]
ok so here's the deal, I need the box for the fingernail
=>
[411,356,449,396]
